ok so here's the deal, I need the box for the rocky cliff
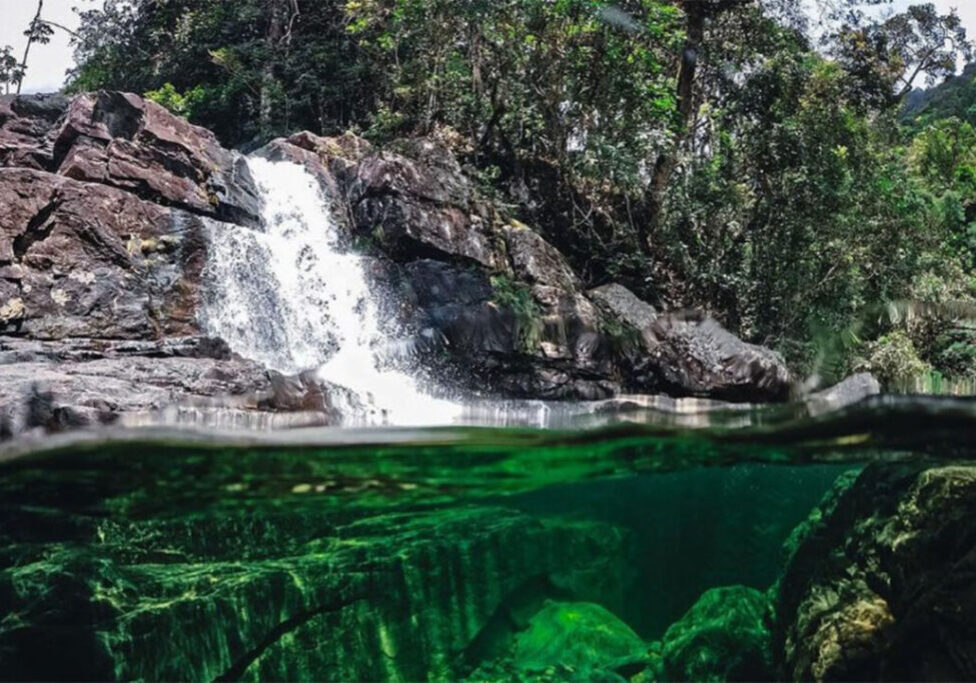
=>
[0,91,793,434]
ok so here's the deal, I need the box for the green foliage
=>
[0,45,23,94]
[491,274,543,352]
[860,330,932,389]
[491,275,540,321]
[903,63,976,129]
[144,83,206,117]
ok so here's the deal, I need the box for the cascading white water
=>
[200,157,463,426]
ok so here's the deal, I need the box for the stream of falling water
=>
[199,157,463,426]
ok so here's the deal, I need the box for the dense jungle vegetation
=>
[36,0,976,386]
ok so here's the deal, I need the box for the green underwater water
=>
[2,396,976,681]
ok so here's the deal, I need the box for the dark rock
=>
[0,93,69,169]
[403,259,493,309]
[645,313,792,402]
[658,585,774,682]
[775,464,976,681]
[279,130,502,267]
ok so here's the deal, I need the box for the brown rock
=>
[0,167,207,339]
[0,91,261,226]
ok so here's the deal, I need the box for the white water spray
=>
[200,158,463,426]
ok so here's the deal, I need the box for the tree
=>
[828,2,972,106]
[1,46,25,95]
[16,0,54,94]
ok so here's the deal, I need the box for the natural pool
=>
[2,395,975,681]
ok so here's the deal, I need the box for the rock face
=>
[0,90,794,436]
[3,91,260,225]
[774,464,976,681]
[268,129,793,402]
[0,92,311,435]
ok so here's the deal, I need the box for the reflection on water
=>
[2,395,976,681]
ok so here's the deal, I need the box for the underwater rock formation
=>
[512,601,649,674]
[775,464,976,681]
[0,497,627,681]
[654,585,774,682]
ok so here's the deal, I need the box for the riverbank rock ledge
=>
[0,90,792,434]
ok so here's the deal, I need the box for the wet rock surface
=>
[774,463,976,681]
[804,373,881,415]
[274,129,793,401]
[655,585,774,682]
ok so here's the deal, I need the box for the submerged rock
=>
[512,601,648,674]
[775,464,976,681]
[0,494,627,681]
[657,585,773,682]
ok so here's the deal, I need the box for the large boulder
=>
[503,221,580,291]
[775,464,976,681]
[345,139,502,268]
[589,283,658,332]
[512,601,649,674]
[804,373,881,416]
[645,312,792,402]
[657,585,774,682]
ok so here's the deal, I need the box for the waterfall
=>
[199,157,462,426]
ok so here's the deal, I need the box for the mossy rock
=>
[513,601,649,675]
[658,585,773,682]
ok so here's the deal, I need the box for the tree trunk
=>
[639,0,705,254]
[16,0,44,95]
[260,0,299,135]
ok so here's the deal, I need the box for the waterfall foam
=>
[200,157,463,426]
